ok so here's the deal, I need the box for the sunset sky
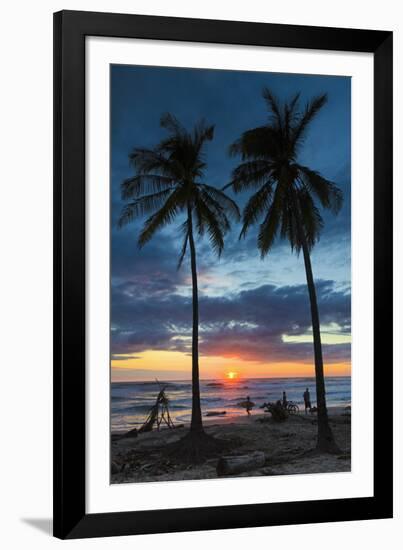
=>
[110,65,351,382]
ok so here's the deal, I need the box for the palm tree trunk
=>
[187,206,204,433]
[292,192,340,453]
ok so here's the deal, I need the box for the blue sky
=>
[110,64,351,381]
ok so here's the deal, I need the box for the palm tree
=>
[226,89,343,453]
[118,113,240,450]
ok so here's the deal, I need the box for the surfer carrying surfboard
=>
[245,396,253,415]
[237,396,255,415]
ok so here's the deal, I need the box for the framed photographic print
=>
[53,10,393,539]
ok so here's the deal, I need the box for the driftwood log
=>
[216,451,265,476]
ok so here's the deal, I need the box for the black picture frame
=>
[53,10,393,539]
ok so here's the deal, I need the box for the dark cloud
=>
[111,224,189,293]
[111,279,350,364]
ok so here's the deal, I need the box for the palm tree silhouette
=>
[118,113,240,448]
[226,89,343,453]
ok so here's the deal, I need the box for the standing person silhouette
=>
[303,388,311,414]
[245,396,253,416]
[282,391,287,408]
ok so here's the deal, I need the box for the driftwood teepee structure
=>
[139,383,175,433]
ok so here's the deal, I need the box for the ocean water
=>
[111,376,351,432]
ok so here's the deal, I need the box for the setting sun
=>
[226,371,238,380]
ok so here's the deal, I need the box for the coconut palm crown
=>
[227,89,342,254]
[226,89,343,453]
[119,113,239,264]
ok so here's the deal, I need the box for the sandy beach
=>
[111,406,351,484]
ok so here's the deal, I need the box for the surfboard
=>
[237,400,255,408]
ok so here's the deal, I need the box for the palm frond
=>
[138,188,185,247]
[194,198,225,257]
[280,200,299,251]
[118,189,174,228]
[193,119,215,153]
[240,182,274,239]
[229,126,280,160]
[292,93,328,149]
[297,165,343,214]
[129,148,174,176]
[160,112,186,136]
[257,185,285,256]
[297,189,324,251]
[226,160,273,192]
[197,189,230,234]
[198,184,240,221]
[262,88,283,130]
[284,92,301,140]
[288,92,301,116]
[121,174,173,200]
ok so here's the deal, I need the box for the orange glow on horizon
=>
[111,349,351,382]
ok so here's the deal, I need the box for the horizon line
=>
[111,374,351,383]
